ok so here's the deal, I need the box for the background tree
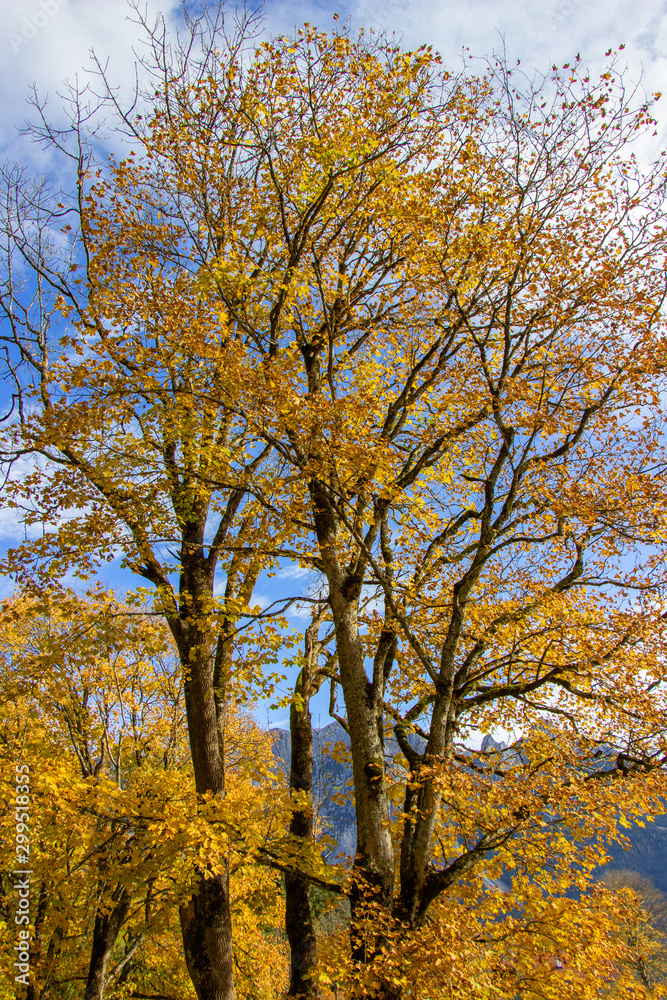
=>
[600,869,667,991]
[0,589,195,1000]
[0,590,288,1000]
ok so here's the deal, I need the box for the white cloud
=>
[275,564,316,581]
[0,453,51,542]
[267,715,289,729]
[0,503,40,542]
[286,600,317,620]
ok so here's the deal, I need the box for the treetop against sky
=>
[0,3,660,736]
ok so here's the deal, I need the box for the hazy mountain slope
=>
[271,726,667,889]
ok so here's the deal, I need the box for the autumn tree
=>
[0,589,196,1000]
[0,589,289,1000]
[157,23,667,999]
[4,4,667,999]
[600,870,667,991]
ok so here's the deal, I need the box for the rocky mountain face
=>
[271,721,357,859]
[271,726,667,891]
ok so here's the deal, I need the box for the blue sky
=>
[1,0,666,734]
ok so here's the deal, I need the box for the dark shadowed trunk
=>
[285,619,323,999]
[285,686,318,998]
[83,884,131,1000]
[24,877,49,1000]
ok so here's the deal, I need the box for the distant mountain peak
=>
[481,734,507,753]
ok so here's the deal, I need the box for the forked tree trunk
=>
[328,597,395,910]
[306,475,398,998]
[333,604,404,1000]
[308,482,396,917]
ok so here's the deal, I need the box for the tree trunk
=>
[176,648,236,1000]
[329,595,394,919]
[397,695,452,927]
[23,878,49,1000]
[304,387,395,994]
[308,480,395,920]
[83,884,130,1000]
[179,867,235,1000]
[172,555,236,1000]
[285,635,320,999]
[324,585,399,1000]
